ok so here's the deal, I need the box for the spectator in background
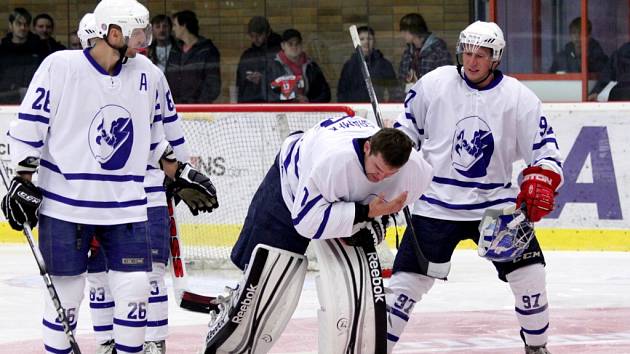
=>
[337,25,400,103]
[398,13,452,93]
[549,17,608,74]
[68,31,82,49]
[0,8,46,104]
[33,13,65,56]
[147,14,177,72]
[268,29,331,103]
[166,10,221,103]
[236,16,282,102]
[588,42,630,101]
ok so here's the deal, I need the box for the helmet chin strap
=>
[104,35,129,65]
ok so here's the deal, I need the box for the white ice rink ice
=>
[1,245,629,353]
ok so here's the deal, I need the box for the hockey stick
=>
[349,25,431,277]
[167,197,219,314]
[0,160,82,354]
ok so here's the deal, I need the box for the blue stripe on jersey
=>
[312,203,333,239]
[283,137,301,171]
[150,142,159,150]
[18,112,50,124]
[90,301,115,309]
[147,165,157,170]
[352,138,367,172]
[515,303,548,315]
[42,319,77,331]
[388,307,409,322]
[163,114,178,123]
[533,137,559,150]
[115,343,144,353]
[534,156,562,168]
[420,195,516,210]
[44,344,72,354]
[148,295,168,303]
[94,324,114,332]
[433,176,511,190]
[292,194,324,226]
[387,333,400,342]
[145,186,165,193]
[41,188,147,208]
[521,323,549,335]
[319,115,351,127]
[153,114,162,123]
[7,132,44,148]
[147,319,168,327]
[40,160,144,182]
[113,318,147,328]
[169,137,185,147]
[293,147,300,178]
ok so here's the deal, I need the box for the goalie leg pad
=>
[313,239,387,354]
[204,244,307,354]
[386,271,435,354]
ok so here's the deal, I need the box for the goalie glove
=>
[345,214,390,247]
[1,176,42,231]
[167,162,219,216]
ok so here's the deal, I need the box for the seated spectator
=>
[0,8,46,104]
[68,31,82,49]
[549,17,607,73]
[589,42,630,101]
[398,13,452,92]
[337,25,400,102]
[166,10,221,103]
[147,14,177,72]
[236,16,282,103]
[33,13,65,56]
[267,29,331,103]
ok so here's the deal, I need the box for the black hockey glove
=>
[345,214,390,247]
[1,176,42,231]
[167,162,218,216]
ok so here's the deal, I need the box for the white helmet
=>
[77,13,98,49]
[93,0,152,49]
[457,21,505,62]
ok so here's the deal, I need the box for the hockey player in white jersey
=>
[1,1,217,354]
[202,116,433,354]
[73,10,213,354]
[388,21,563,354]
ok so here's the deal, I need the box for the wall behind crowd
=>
[0,0,469,103]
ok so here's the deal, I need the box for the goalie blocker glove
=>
[167,162,219,216]
[516,166,561,222]
[345,214,390,248]
[1,176,42,231]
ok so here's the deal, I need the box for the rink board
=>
[0,103,629,251]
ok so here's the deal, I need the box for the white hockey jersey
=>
[395,65,564,221]
[144,68,190,208]
[279,116,433,240]
[8,50,169,224]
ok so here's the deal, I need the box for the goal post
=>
[173,104,395,272]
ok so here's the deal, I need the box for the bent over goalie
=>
[202,116,433,354]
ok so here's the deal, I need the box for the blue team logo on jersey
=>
[451,116,494,178]
[88,105,134,170]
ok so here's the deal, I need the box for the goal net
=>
[174,104,395,272]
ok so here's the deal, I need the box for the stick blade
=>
[179,291,219,314]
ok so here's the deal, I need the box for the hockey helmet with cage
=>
[457,21,505,62]
[477,204,534,262]
[93,0,152,49]
[77,13,98,49]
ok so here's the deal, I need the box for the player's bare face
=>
[462,46,494,85]
[364,152,399,183]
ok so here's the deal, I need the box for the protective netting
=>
[173,105,396,270]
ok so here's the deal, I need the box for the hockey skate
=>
[144,340,166,354]
[206,285,239,332]
[96,339,117,354]
[525,344,551,354]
